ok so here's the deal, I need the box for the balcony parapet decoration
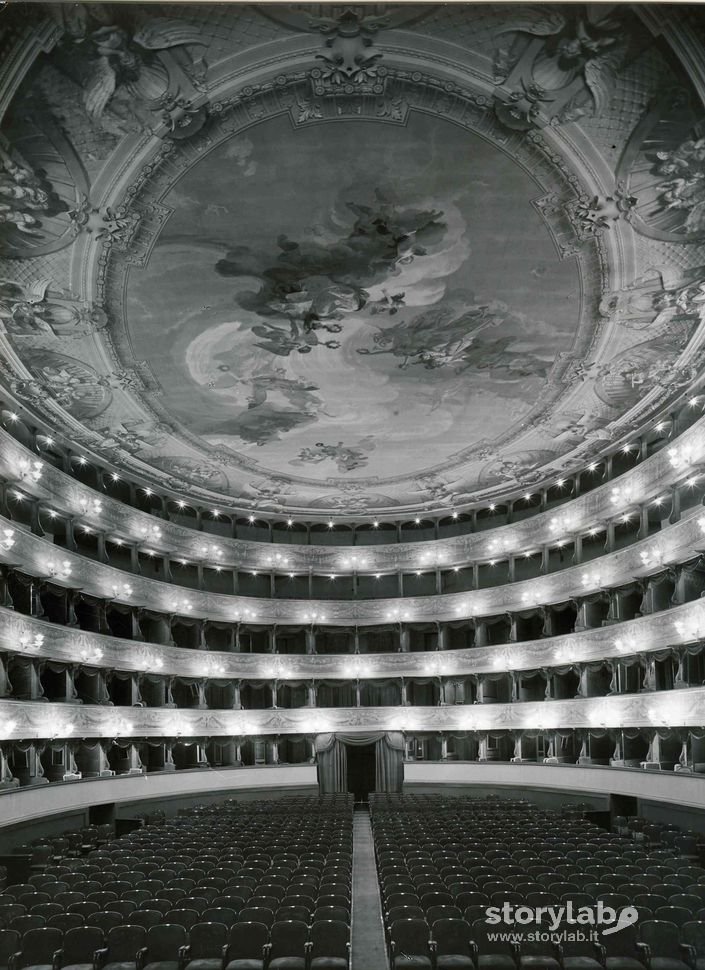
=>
[0,418,703,569]
[1,598,704,679]
[1,507,704,623]
[0,688,704,738]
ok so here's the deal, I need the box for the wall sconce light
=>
[140,651,164,672]
[487,536,512,556]
[582,569,602,588]
[610,484,637,507]
[668,443,696,470]
[303,610,326,624]
[18,630,44,651]
[613,634,638,654]
[15,458,42,484]
[341,553,368,570]
[0,718,17,740]
[198,543,223,561]
[233,607,257,622]
[79,496,103,516]
[386,607,410,621]
[78,645,104,664]
[138,523,162,542]
[167,597,193,613]
[0,529,15,552]
[111,583,133,599]
[264,552,289,568]
[42,558,72,580]
[639,548,665,569]
[675,609,705,642]
[205,657,226,677]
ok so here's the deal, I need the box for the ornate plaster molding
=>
[0,593,702,681]
[0,687,703,739]
[1,504,703,624]
[0,415,702,572]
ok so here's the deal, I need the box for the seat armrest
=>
[178,945,190,970]
[94,947,109,970]
[220,943,229,970]
[136,946,149,970]
[8,950,23,970]
[680,943,697,970]
[594,942,606,966]
[53,948,64,970]
[635,942,651,969]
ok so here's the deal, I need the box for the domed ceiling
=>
[2,3,705,516]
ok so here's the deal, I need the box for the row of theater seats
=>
[370,794,705,969]
[0,796,353,970]
[8,791,705,969]
[0,920,350,970]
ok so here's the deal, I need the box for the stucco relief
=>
[0,593,702,681]
[0,500,703,625]
[0,410,702,574]
[0,687,703,739]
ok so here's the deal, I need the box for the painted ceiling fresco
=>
[126,115,580,481]
[2,3,705,515]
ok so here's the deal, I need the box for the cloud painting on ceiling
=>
[2,2,704,515]
[126,113,579,484]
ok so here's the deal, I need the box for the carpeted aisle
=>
[352,807,389,970]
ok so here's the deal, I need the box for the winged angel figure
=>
[47,4,207,136]
[83,19,206,132]
[653,138,705,236]
[495,4,628,127]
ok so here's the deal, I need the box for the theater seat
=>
[0,930,20,970]
[180,922,228,970]
[267,920,309,970]
[55,927,104,970]
[223,921,269,970]
[95,925,148,970]
[309,920,351,970]
[430,918,476,970]
[7,928,62,970]
[136,925,187,970]
[389,918,433,970]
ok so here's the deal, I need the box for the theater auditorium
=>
[2,2,705,967]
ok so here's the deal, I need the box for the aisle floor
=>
[352,807,389,970]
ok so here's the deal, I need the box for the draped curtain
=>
[315,732,404,794]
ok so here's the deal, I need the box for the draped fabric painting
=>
[315,732,404,794]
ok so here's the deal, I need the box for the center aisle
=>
[352,806,389,970]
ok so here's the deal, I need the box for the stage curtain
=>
[315,732,404,793]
